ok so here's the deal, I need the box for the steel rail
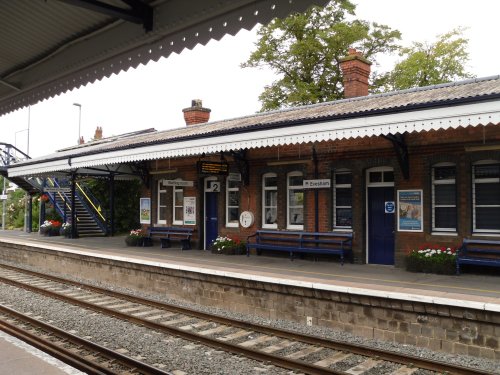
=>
[0,303,171,375]
[0,263,493,375]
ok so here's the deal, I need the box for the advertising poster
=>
[184,197,196,225]
[139,198,151,224]
[397,190,423,232]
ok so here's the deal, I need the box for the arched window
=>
[472,161,500,233]
[333,169,352,229]
[262,173,278,229]
[287,171,304,230]
[431,163,456,232]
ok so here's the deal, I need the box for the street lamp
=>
[73,103,82,144]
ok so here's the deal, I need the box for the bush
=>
[405,245,457,275]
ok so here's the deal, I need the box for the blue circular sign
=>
[385,201,395,213]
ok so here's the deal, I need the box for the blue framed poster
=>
[397,190,423,232]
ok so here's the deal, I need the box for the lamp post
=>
[73,103,82,144]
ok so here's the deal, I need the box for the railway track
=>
[0,263,491,375]
[0,303,170,374]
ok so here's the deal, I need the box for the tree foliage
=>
[382,28,475,91]
[241,0,401,111]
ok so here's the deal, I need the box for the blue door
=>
[205,192,218,249]
[368,187,395,265]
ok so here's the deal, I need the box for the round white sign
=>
[239,211,255,228]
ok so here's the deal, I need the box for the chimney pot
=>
[339,48,372,98]
[183,99,211,126]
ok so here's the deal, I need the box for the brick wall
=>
[143,123,500,264]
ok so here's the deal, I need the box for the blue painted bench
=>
[146,226,193,250]
[246,230,353,265]
[456,238,500,274]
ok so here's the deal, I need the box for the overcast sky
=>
[2,0,499,158]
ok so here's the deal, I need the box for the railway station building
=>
[6,50,500,267]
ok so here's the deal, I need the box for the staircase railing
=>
[44,178,107,235]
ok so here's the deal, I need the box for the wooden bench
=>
[246,230,353,265]
[456,238,500,275]
[146,226,193,250]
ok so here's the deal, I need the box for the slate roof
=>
[12,75,500,166]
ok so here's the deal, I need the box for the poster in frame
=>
[397,189,423,232]
[140,198,151,224]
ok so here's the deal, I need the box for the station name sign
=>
[197,161,229,175]
[303,179,331,189]
[163,179,194,187]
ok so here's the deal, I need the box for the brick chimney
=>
[78,136,84,145]
[339,48,372,98]
[182,99,211,126]
[94,126,103,140]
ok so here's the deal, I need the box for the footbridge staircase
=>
[0,143,107,237]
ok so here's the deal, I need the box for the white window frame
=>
[287,171,304,230]
[262,173,278,229]
[472,160,500,234]
[172,179,184,225]
[431,163,457,233]
[333,169,352,230]
[226,177,239,228]
[157,180,167,225]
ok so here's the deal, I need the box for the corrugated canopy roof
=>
[0,0,328,117]
[7,76,500,178]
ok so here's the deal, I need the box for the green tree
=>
[241,1,401,111]
[374,28,474,92]
[86,178,142,233]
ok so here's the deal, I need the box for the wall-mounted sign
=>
[239,211,255,228]
[197,161,229,175]
[183,197,196,225]
[385,201,395,214]
[206,180,220,192]
[140,198,151,224]
[163,179,194,187]
[303,179,331,189]
[228,173,241,182]
[397,190,423,232]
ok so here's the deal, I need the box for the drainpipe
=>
[313,146,319,233]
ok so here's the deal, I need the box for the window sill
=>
[431,232,458,236]
[471,233,500,237]
[226,223,239,228]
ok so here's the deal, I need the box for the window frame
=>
[262,172,278,229]
[157,179,167,225]
[287,171,304,230]
[333,169,352,231]
[431,163,457,233]
[472,160,500,234]
[226,177,240,228]
[172,179,184,225]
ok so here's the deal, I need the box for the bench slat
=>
[247,230,353,265]
[456,238,500,275]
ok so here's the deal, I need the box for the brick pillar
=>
[339,48,372,98]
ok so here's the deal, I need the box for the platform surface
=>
[0,331,83,375]
[0,230,499,312]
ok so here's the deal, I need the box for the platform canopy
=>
[0,0,328,117]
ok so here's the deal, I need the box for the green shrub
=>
[405,245,457,275]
